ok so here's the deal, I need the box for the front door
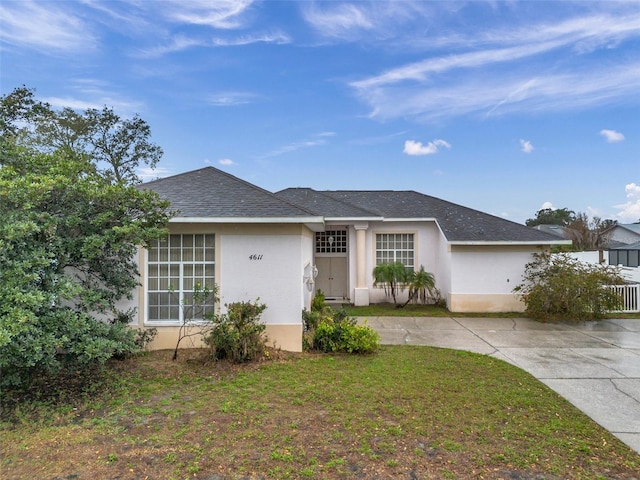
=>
[315,256,348,299]
[314,229,348,300]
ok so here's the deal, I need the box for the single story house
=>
[604,223,640,248]
[609,241,640,268]
[122,167,568,352]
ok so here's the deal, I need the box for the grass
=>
[1,346,638,479]
[342,302,640,319]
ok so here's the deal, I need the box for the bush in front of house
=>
[514,251,623,322]
[303,292,380,354]
[204,299,267,363]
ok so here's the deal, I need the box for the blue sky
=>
[1,0,639,224]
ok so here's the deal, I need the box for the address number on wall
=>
[249,254,264,261]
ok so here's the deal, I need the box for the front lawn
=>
[342,303,640,319]
[1,346,638,479]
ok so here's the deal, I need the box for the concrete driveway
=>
[357,316,640,455]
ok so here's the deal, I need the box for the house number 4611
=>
[249,254,263,261]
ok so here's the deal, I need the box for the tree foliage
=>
[1,86,162,184]
[566,213,615,251]
[0,87,171,388]
[527,206,617,251]
[514,252,623,322]
[372,262,439,307]
[525,208,576,227]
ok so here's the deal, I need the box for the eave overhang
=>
[448,240,573,246]
[170,216,325,231]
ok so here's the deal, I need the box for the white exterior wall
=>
[567,251,640,283]
[436,228,452,303]
[448,245,535,312]
[569,251,603,264]
[125,223,313,352]
[363,221,444,304]
[608,227,640,245]
[219,233,308,324]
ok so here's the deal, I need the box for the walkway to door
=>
[357,316,640,455]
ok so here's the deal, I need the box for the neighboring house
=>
[603,223,640,248]
[609,241,640,268]
[122,167,567,352]
[530,224,571,240]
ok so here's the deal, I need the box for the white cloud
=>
[302,3,374,39]
[207,92,258,107]
[41,94,144,118]
[218,158,235,166]
[349,8,640,121]
[137,31,289,58]
[615,183,640,222]
[137,166,174,182]
[403,139,451,156]
[0,0,97,52]
[261,132,334,158]
[160,0,255,29]
[600,129,625,143]
[211,32,290,46]
[352,62,640,121]
[520,139,534,153]
[541,201,555,210]
[135,35,210,57]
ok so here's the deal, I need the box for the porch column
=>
[354,223,369,306]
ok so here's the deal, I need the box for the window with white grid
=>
[375,233,414,268]
[147,234,215,323]
[316,230,348,254]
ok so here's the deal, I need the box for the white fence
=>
[608,284,640,313]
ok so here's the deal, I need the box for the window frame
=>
[145,233,216,326]
[374,232,416,270]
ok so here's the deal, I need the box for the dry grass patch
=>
[1,346,638,479]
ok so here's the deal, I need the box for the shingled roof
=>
[141,167,564,244]
[276,188,564,244]
[141,167,319,220]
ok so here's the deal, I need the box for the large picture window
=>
[147,234,215,323]
[375,233,414,269]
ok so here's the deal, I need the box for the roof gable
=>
[612,241,640,250]
[141,167,317,219]
[277,188,563,243]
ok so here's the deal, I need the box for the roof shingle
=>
[141,167,317,218]
[276,188,562,243]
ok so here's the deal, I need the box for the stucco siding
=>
[608,227,640,245]
[448,293,525,312]
[448,245,535,312]
[366,221,443,304]
[125,223,313,352]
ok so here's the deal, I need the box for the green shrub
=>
[514,252,623,322]
[204,300,267,363]
[304,307,379,354]
[311,289,327,312]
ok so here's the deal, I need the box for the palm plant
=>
[405,266,436,307]
[372,261,412,307]
[373,262,438,308]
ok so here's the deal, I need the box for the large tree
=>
[566,213,616,251]
[1,86,162,184]
[0,88,171,387]
[525,207,576,227]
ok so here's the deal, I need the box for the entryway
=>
[314,229,349,300]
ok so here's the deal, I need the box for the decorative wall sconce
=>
[304,264,317,292]
[305,276,315,292]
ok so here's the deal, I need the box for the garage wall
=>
[448,245,536,312]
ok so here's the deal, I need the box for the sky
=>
[1,0,639,225]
